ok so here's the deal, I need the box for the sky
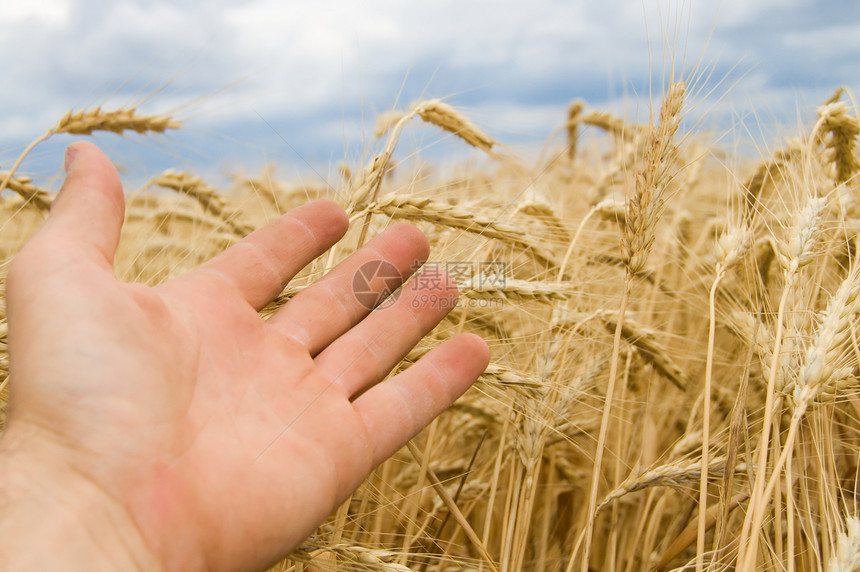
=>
[2,0,859,187]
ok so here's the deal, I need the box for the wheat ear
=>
[459,277,572,303]
[294,544,415,571]
[829,516,860,572]
[622,81,686,275]
[567,100,585,158]
[412,99,496,153]
[153,169,253,236]
[351,100,496,247]
[0,172,53,210]
[597,456,737,511]
[596,310,689,391]
[581,109,645,141]
[356,194,561,272]
[813,101,860,185]
[0,107,180,195]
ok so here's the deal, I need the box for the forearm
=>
[0,429,163,571]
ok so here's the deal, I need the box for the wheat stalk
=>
[744,245,860,553]
[577,80,687,572]
[697,224,752,569]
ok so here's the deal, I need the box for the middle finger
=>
[267,223,428,355]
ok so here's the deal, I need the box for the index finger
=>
[177,200,348,310]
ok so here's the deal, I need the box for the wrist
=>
[0,426,164,571]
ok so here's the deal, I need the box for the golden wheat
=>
[2,83,860,572]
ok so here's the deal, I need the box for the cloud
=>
[1,0,858,181]
[4,0,70,25]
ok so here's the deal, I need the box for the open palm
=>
[1,142,488,570]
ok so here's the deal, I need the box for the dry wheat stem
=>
[567,100,585,159]
[737,275,795,570]
[698,269,725,572]
[654,492,751,571]
[699,229,751,570]
[405,441,499,572]
[558,205,599,280]
[349,107,417,248]
[571,286,630,572]
[577,80,686,572]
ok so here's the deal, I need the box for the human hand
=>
[0,142,489,570]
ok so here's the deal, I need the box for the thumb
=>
[42,141,125,269]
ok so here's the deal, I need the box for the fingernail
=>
[64,144,79,172]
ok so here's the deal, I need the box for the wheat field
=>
[1,82,860,571]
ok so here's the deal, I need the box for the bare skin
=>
[0,142,489,571]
